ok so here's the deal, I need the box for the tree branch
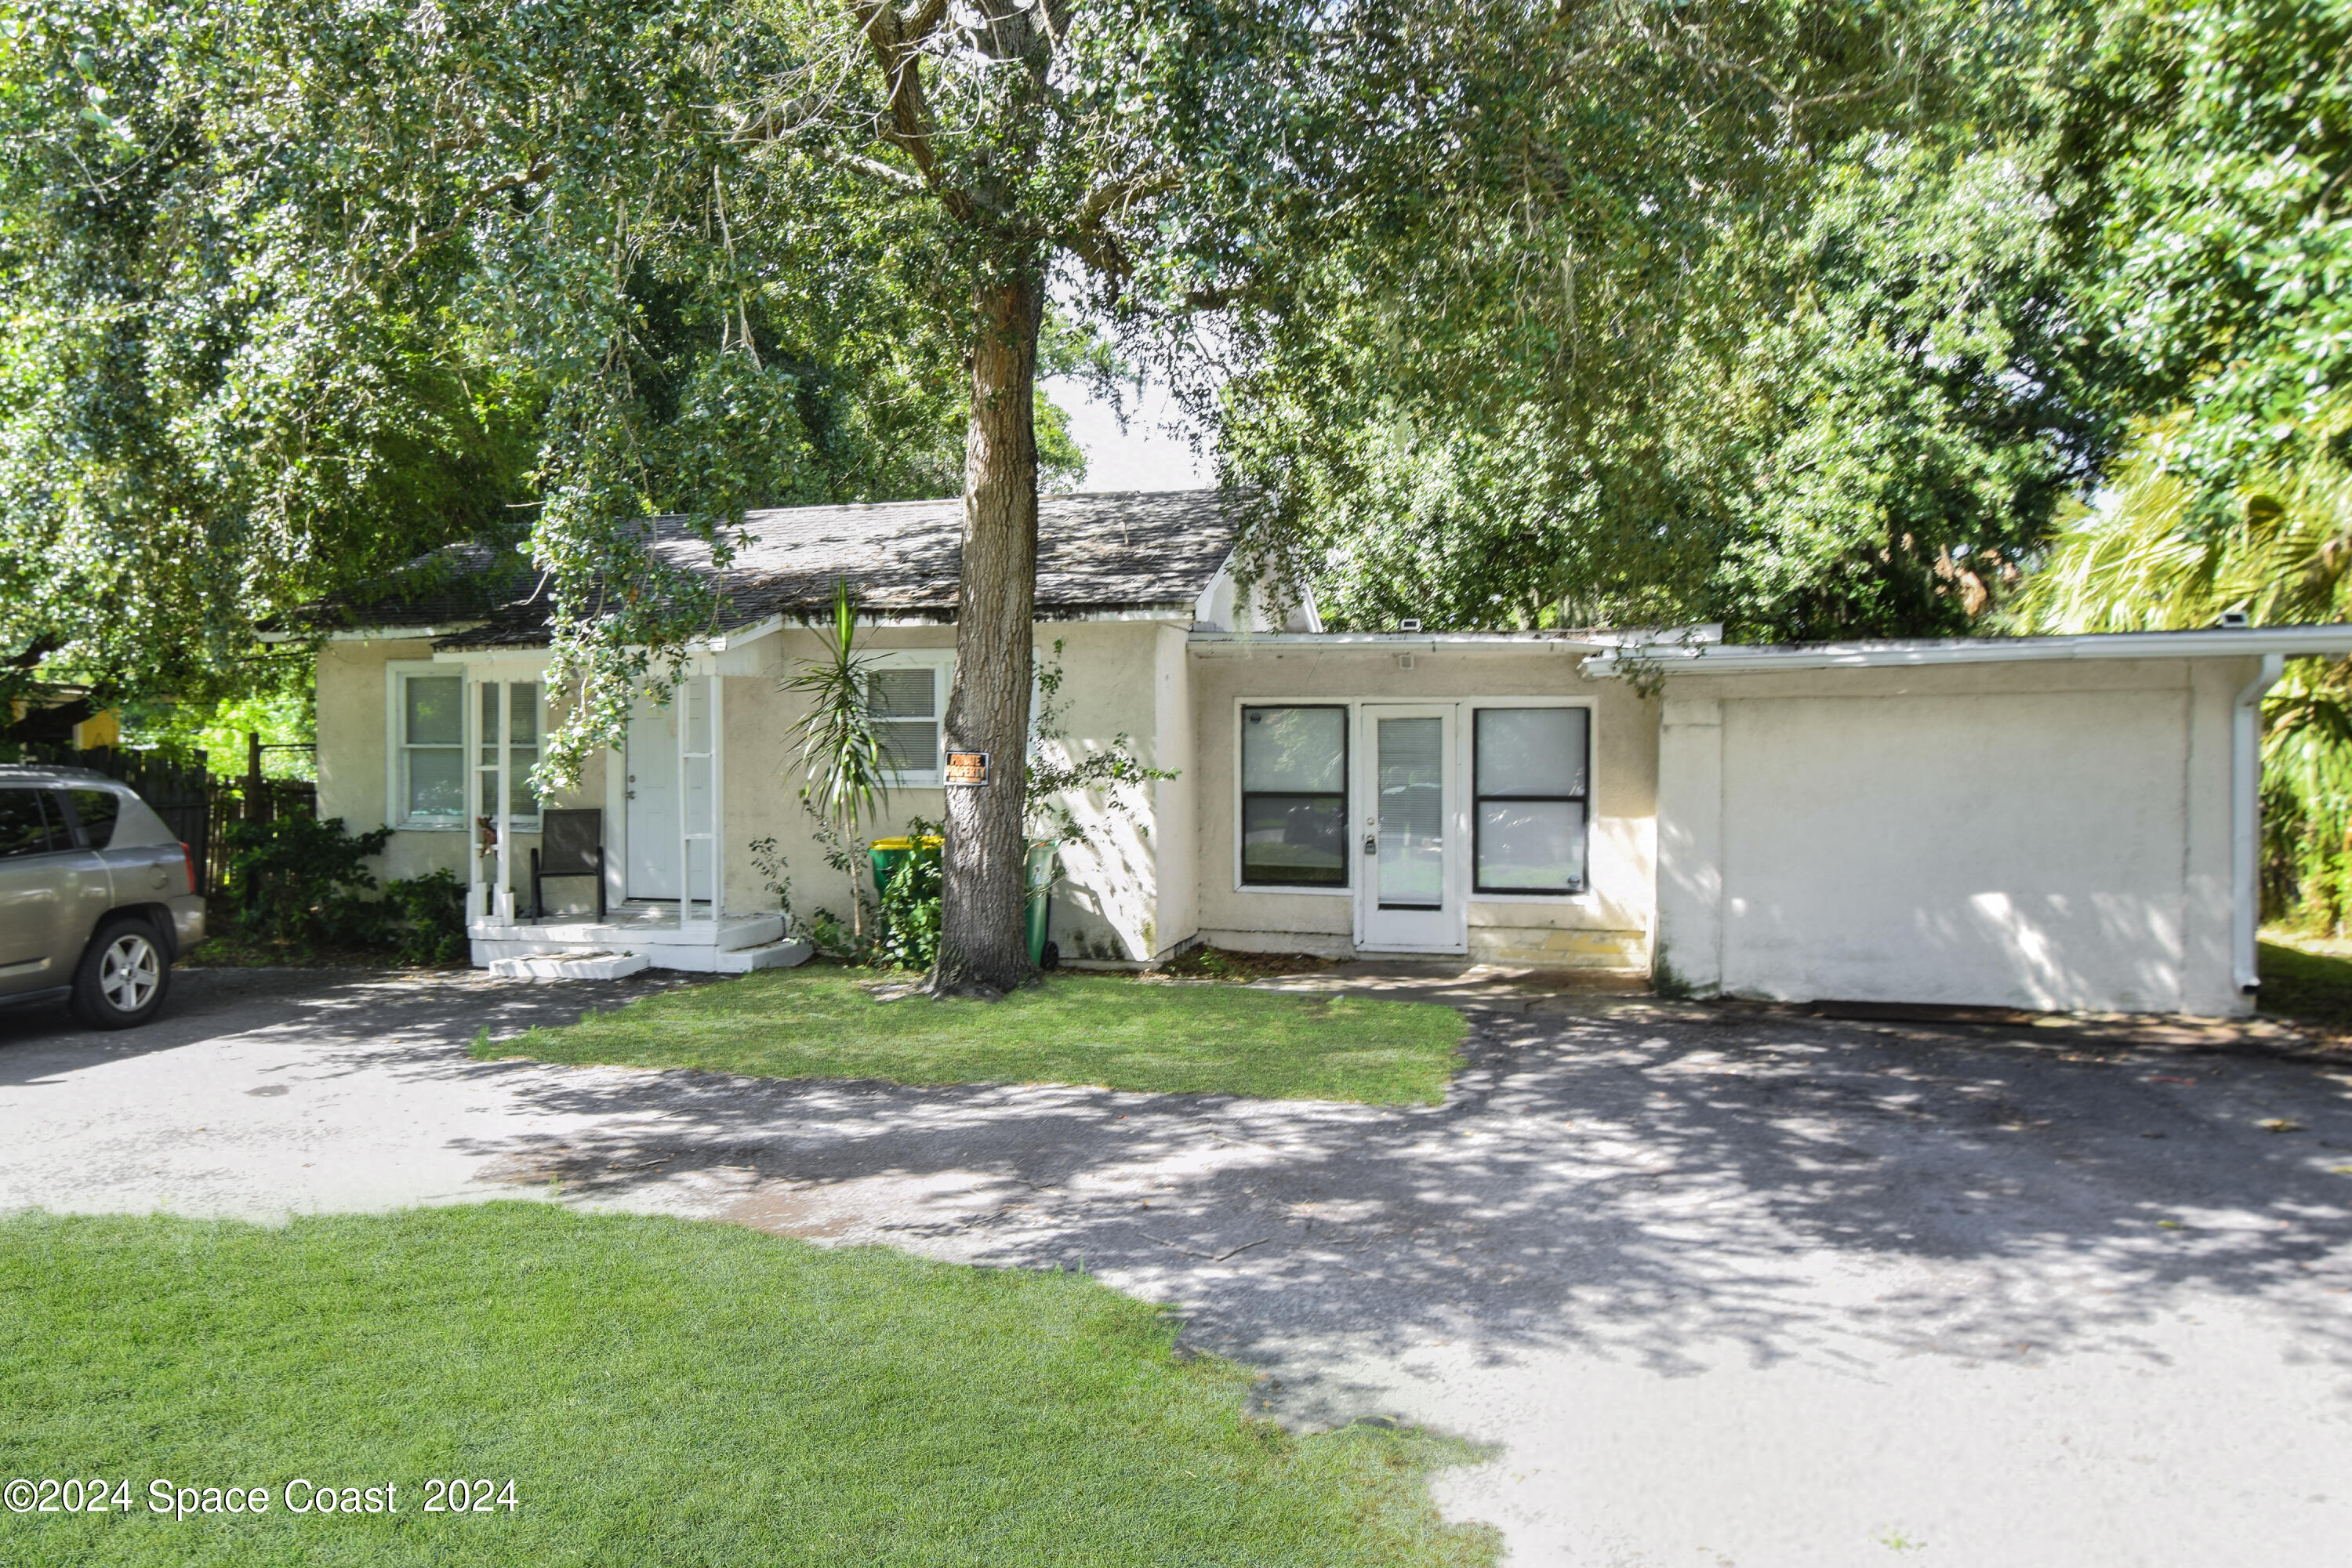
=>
[387,158,553,274]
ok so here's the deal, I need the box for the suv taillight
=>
[180,841,196,895]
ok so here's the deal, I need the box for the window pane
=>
[1476,708,1586,799]
[1376,717,1445,907]
[876,718,939,775]
[510,684,539,745]
[405,676,462,747]
[1477,800,1585,891]
[68,789,122,848]
[866,669,935,718]
[408,748,464,818]
[0,789,53,857]
[509,748,540,818]
[1241,793,1346,885]
[1243,706,1345,793]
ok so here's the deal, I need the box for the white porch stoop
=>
[473,903,810,979]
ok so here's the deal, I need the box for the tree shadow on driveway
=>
[445,996,2352,1414]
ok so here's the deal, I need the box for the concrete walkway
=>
[2,967,2349,1566]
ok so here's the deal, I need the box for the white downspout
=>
[2233,653,2285,991]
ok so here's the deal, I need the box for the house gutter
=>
[1187,625,1722,659]
[1581,624,2352,675]
[2234,653,2285,993]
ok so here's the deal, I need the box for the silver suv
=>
[0,766,206,1028]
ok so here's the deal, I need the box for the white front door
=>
[625,694,679,899]
[623,683,714,906]
[1356,705,1466,953]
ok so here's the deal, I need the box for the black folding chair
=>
[530,808,606,920]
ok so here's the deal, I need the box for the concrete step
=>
[485,950,652,982]
[714,938,814,974]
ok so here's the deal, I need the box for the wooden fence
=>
[9,743,315,896]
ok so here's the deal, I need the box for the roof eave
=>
[1581,625,2352,677]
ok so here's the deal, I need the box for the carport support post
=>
[495,679,514,925]
[2232,655,2283,992]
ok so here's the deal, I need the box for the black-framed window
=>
[1240,705,1348,887]
[1473,707,1589,895]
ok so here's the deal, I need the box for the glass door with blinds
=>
[1355,705,1466,953]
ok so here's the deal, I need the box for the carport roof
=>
[1581,623,2352,677]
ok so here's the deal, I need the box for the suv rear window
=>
[0,789,56,857]
[67,788,122,848]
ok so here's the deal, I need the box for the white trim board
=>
[1583,623,2352,677]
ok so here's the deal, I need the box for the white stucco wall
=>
[1185,644,1659,968]
[314,638,602,898]
[317,620,1186,949]
[698,619,1183,960]
[1653,658,2251,1016]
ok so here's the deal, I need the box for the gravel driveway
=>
[2,967,2348,1566]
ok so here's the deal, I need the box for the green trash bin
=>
[1024,840,1059,967]
[869,837,911,898]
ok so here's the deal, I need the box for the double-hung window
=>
[863,653,952,786]
[1240,706,1348,887]
[477,682,543,827]
[392,670,466,828]
[1472,707,1589,895]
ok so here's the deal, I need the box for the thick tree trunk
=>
[929,267,1044,996]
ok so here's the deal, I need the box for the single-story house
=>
[289,488,2352,1015]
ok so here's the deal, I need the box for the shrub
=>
[217,815,466,964]
[383,869,468,965]
[877,840,943,972]
[220,815,391,948]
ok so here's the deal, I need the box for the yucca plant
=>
[782,578,892,946]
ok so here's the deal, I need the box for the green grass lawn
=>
[2257,936,2352,1036]
[0,1204,1496,1567]
[484,969,1468,1104]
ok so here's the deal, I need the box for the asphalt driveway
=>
[2,967,2347,1566]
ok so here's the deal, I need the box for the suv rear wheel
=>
[71,916,171,1029]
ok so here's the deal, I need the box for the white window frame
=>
[863,649,955,788]
[475,678,547,833]
[386,662,467,831]
[1465,696,1597,904]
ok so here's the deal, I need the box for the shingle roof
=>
[426,490,1238,651]
[285,543,539,635]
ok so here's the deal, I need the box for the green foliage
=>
[2059,0,2352,484]
[118,660,318,780]
[747,834,795,927]
[1025,640,1176,844]
[0,0,982,725]
[1205,0,2114,641]
[877,820,945,973]
[784,579,893,840]
[493,969,1471,1105]
[380,869,469,967]
[217,815,463,962]
[220,815,393,949]
[0,1205,1500,1565]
